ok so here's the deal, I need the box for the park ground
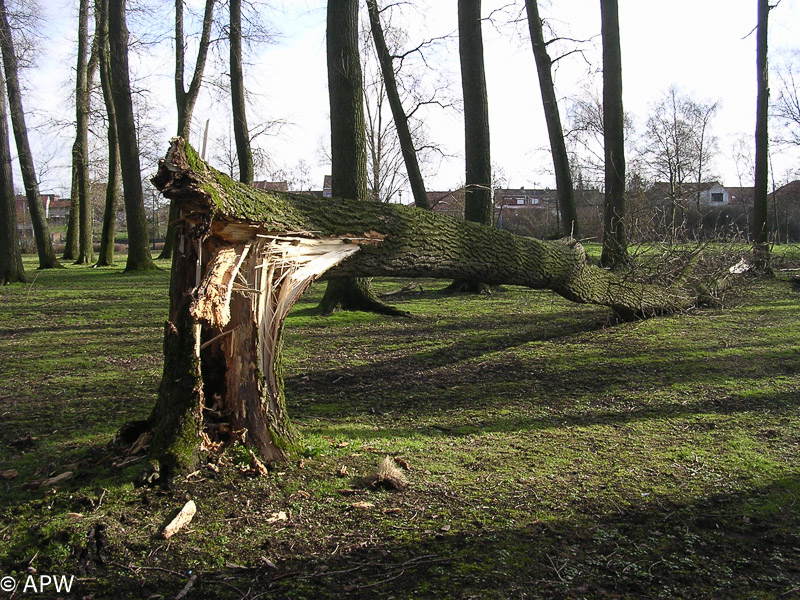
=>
[1,248,799,599]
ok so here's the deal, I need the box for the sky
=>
[20,0,800,199]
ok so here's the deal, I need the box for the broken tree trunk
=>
[147,138,700,475]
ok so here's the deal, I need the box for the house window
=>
[530,197,540,205]
[711,192,724,203]
[515,197,525,205]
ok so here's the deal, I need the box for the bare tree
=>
[365,0,429,208]
[229,0,252,185]
[108,0,156,271]
[0,0,60,269]
[74,0,97,264]
[0,63,24,283]
[641,86,719,240]
[94,0,121,267]
[159,0,216,260]
[753,0,770,268]
[525,0,578,238]
[318,0,404,316]
[599,0,627,268]
[774,51,800,147]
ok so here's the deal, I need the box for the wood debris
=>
[127,431,152,456]
[350,501,375,510]
[160,500,197,539]
[22,471,73,490]
[265,511,288,524]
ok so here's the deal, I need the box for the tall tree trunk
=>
[452,0,492,293]
[108,0,156,272]
[62,164,79,259]
[753,0,770,270]
[0,0,60,269]
[458,0,491,227]
[144,139,717,475]
[229,0,252,185]
[0,65,25,284]
[599,0,627,268]
[95,0,120,267]
[159,0,216,261]
[75,0,95,264]
[525,0,578,238]
[318,0,403,316]
[365,0,429,210]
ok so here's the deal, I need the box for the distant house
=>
[774,180,800,204]
[46,196,71,225]
[426,189,466,218]
[493,188,558,230]
[15,193,66,228]
[726,186,754,206]
[494,187,556,210]
[648,181,730,207]
[308,175,333,198]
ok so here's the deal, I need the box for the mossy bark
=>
[147,139,703,473]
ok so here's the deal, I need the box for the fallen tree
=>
[143,138,712,477]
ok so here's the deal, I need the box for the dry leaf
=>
[393,457,410,470]
[350,501,375,510]
[0,469,18,479]
[382,507,403,515]
[65,512,83,519]
[336,465,348,477]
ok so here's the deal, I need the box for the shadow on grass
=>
[70,474,800,599]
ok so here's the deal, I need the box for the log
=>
[144,138,702,475]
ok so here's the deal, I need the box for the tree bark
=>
[62,166,79,260]
[108,0,156,271]
[145,139,705,474]
[458,0,491,227]
[0,0,60,269]
[366,0,429,210]
[599,0,627,268]
[95,0,121,267]
[0,62,25,284]
[453,0,493,293]
[319,0,402,315]
[160,0,216,261]
[75,0,95,265]
[753,0,770,270]
[229,0,252,186]
[525,0,578,238]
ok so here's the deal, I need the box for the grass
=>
[1,252,799,599]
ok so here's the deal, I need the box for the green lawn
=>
[0,253,798,599]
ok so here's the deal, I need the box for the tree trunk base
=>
[319,277,410,316]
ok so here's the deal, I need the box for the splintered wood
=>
[254,236,361,400]
[191,234,360,384]
[189,233,362,456]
